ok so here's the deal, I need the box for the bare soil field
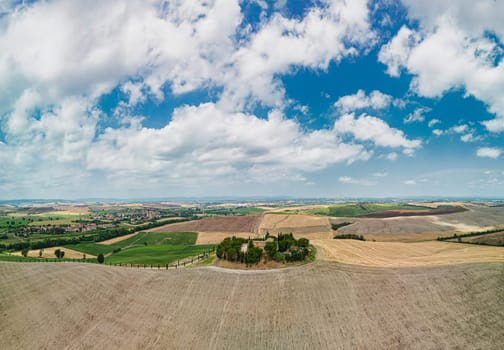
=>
[12,247,95,259]
[147,214,262,234]
[312,240,504,267]
[1,261,502,349]
[195,231,257,245]
[358,206,466,218]
[408,201,469,208]
[259,213,332,239]
[333,205,504,241]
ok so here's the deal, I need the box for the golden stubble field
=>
[0,261,502,350]
[312,239,504,267]
[258,213,332,238]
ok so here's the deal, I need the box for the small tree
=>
[54,249,65,259]
[264,241,277,257]
[39,249,43,258]
[21,247,29,257]
[97,253,104,264]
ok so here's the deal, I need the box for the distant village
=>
[17,209,165,235]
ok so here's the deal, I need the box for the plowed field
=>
[1,261,502,349]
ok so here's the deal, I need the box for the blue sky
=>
[0,0,503,199]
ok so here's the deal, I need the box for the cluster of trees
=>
[216,237,257,264]
[333,233,365,241]
[265,233,310,262]
[216,233,311,265]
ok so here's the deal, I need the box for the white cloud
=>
[86,103,372,184]
[372,172,388,177]
[334,113,422,151]
[476,147,502,159]
[378,25,418,77]
[380,1,504,132]
[334,89,393,113]
[0,0,386,197]
[404,179,416,185]
[338,176,376,186]
[460,133,478,142]
[451,124,468,134]
[432,129,444,136]
[223,0,375,109]
[403,107,430,124]
[385,152,397,161]
[428,119,440,127]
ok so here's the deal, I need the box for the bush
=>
[286,248,305,262]
[97,253,104,264]
[272,251,285,262]
[297,238,309,248]
[112,247,122,253]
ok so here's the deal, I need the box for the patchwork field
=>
[312,240,504,267]
[1,261,502,349]
[332,204,504,241]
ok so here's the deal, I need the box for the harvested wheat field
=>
[12,247,94,259]
[195,231,256,244]
[259,213,332,239]
[312,239,504,267]
[1,261,503,349]
[148,214,262,234]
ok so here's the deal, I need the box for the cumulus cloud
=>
[0,0,387,196]
[379,1,504,132]
[428,119,440,127]
[334,113,422,151]
[476,147,502,159]
[86,103,374,184]
[334,89,394,113]
[404,179,416,185]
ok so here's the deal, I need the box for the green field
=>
[308,203,431,217]
[106,244,215,265]
[233,207,266,215]
[65,231,215,265]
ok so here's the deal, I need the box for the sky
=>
[0,0,503,199]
